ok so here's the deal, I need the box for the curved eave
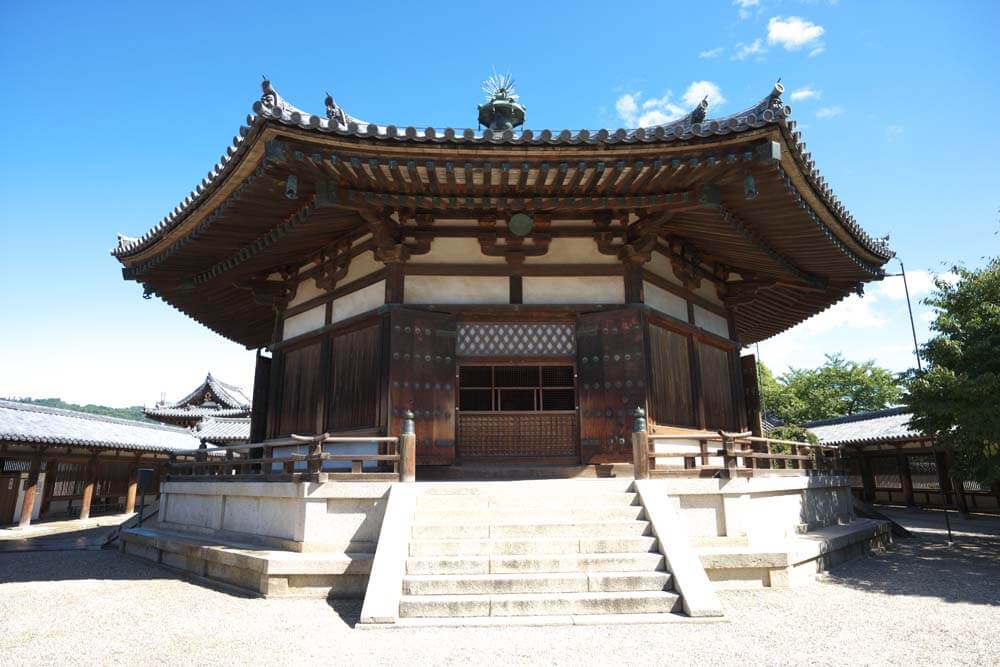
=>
[113,81,893,267]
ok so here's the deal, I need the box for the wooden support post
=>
[400,410,416,482]
[18,453,42,529]
[699,439,709,466]
[631,408,650,480]
[308,439,324,475]
[860,452,876,502]
[78,455,98,520]
[897,450,916,507]
[943,450,970,516]
[125,462,139,514]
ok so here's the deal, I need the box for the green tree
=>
[905,260,1000,485]
[768,424,819,445]
[758,354,902,424]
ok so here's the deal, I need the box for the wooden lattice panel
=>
[457,413,578,459]
[457,323,575,357]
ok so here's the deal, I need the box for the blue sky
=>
[1,1,997,406]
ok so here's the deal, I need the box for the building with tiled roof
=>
[0,399,203,528]
[144,373,251,429]
[805,407,920,446]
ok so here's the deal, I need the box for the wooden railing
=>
[630,408,843,480]
[166,411,417,483]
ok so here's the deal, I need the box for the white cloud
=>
[767,16,825,51]
[799,293,887,335]
[809,46,825,57]
[790,86,821,101]
[734,0,760,20]
[886,124,904,138]
[816,105,844,118]
[732,38,766,61]
[683,80,726,108]
[874,270,955,301]
[699,47,723,59]
[616,81,725,127]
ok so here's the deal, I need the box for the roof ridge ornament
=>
[324,91,347,126]
[260,75,284,111]
[478,71,526,132]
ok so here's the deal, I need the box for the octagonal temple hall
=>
[112,78,896,619]
[114,77,892,466]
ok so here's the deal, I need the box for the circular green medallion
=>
[508,212,534,237]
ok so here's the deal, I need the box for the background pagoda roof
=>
[0,399,202,453]
[145,373,251,422]
[195,416,251,445]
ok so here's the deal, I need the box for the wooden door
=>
[388,309,457,466]
[576,308,648,463]
[0,474,19,524]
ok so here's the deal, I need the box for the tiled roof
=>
[111,79,894,266]
[157,372,251,411]
[805,407,923,446]
[195,417,251,444]
[0,400,202,453]
[145,406,249,419]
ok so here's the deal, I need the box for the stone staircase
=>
[398,480,683,619]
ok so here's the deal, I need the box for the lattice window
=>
[457,323,575,357]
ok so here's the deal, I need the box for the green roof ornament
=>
[478,72,526,132]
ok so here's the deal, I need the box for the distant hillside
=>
[7,397,154,423]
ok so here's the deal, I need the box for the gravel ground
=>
[1,532,998,666]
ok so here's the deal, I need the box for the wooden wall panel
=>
[647,323,696,428]
[698,342,738,431]
[387,309,457,465]
[250,352,271,443]
[277,342,324,436]
[327,322,382,431]
[577,308,647,464]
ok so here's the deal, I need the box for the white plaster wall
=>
[404,276,509,304]
[525,237,618,265]
[331,280,385,324]
[288,278,326,309]
[522,276,624,304]
[643,281,689,321]
[283,305,326,340]
[341,250,381,285]
[694,305,731,339]
[409,237,506,264]
[647,253,723,306]
[651,440,723,470]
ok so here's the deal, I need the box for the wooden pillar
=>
[400,410,416,483]
[17,453,42,529]
[78,455,99,520]
[859,451,876,502]
[631,408,649,480]
[943,450,970,516]
[125,462,139,514]
[897,449,915,507]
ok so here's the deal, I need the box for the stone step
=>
[403,571,671,595]
[406,552,665,575]
[415,493,640,510]
[399,590,683,618]
[416,479,635,496]
[413,506,646,525]
[408,536,660,557]
[411,519,652,540]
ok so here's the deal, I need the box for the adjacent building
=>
[0,399,202,527]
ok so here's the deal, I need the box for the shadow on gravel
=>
[326,599,363,626]
[0,549,178,584]
[824,533,1000,606]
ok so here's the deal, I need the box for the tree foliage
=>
[768,424,819,445]
[759,353,902,425]
[905,260,1000,485]
[7,397,153,423]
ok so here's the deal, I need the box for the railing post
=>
[721,432,737,479]
[400,410,416,483]
[631,407,649,480]
[308,437,324,475]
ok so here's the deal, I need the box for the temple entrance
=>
[456,363,579,463]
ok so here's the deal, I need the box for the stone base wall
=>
[646,476,856,544]
[158,480,391,552]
